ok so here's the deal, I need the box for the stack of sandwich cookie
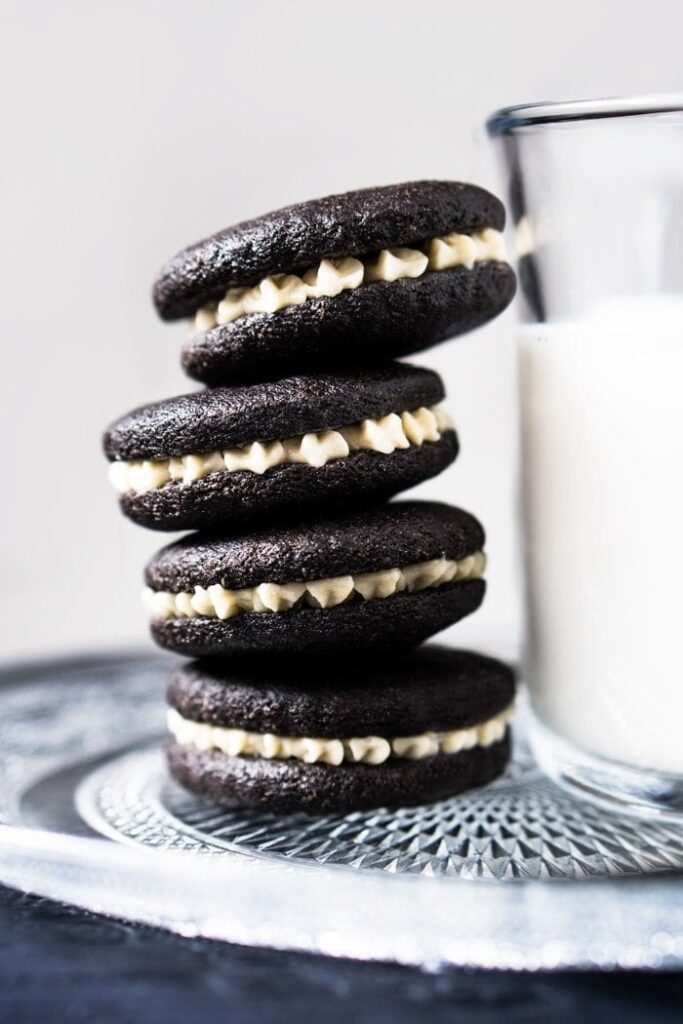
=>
[104,179,517,812]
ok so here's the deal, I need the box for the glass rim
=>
[487,92,683,136]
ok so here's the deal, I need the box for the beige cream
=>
[109,404,453,495]
[167,705,513,766]
[144,552,486,622]
[192,228,507,332]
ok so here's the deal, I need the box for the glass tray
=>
[0,652,681,971]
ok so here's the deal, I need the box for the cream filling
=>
[109,404,453,495]
[167,704,513,766]
[144,551,486,621]
[192,228,507,332]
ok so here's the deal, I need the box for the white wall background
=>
[1,0,681,661]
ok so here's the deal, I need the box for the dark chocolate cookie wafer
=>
[153,181,516,383]
[145,501,486,656]
[104,363,457,531]
[166,647,515,813]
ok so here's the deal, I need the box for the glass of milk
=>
[488,96,683,815]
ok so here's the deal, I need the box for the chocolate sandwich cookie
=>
[153,181,516,384]
[166,647,515,813]
[145,501,486,656]
[104,364,458,531]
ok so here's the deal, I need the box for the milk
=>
[519,298,683,774]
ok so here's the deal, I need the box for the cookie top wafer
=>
[153,181,506,318]
[168,647,515,738]
[104,363,446,461]
[145,501,484,592]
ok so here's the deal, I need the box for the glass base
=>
[528,711,683,820]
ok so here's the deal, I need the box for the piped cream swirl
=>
[145,552,486,622]
[192,228,507,332]
[110,404,453,495]
[167,705,513,766]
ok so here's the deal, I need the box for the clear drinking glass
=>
[488,95,683,816]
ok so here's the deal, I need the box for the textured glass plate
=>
[0,652,682,970]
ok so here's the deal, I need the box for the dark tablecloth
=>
[0,885,680,1024]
